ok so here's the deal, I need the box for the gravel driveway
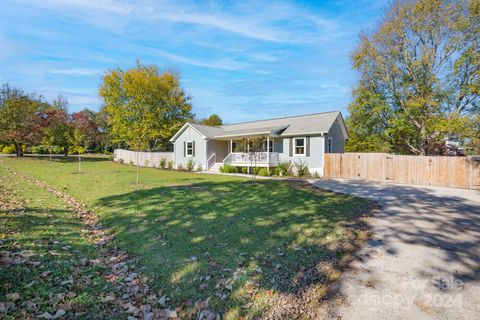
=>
[312,179,480,320]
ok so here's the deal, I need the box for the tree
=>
[71,109,97,152]
[238,137,265,180]
[200,114,223,126]
[0,84,46,156]
[99,61,194,183]
[42,96,73,157]
[347,0,479,155]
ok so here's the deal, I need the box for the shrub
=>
[312,171,321,179]
[186,158,195,172]
[295,160,309,177]
[196,164,203,171]
[274,167,281,176]
[257,168,270,176]
[167,160,174,170]
[129,160,134,166]
[220,164,238,173]
[32,145,48,154]
[177,164,184,171]
[159,158,167,169]
[252,167,261,175]
[2,145,16,154]
[241,166,248,174]
[144,160,150,167]
[278,160,293,176]
[119,159,124,164]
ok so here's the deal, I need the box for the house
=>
[169,111,348,175]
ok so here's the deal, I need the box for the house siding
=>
[326,120,346,153]
[278,135,324,174]
[173,126,207,169]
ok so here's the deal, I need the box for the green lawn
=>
[0,163,112,319]
[1,156,373,319]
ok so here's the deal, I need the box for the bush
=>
[196,164,203,171]
[177,164,184,171]
[295,160,309,177]
[312,171,321,179]
[241,166,248,174]
[32,145,48,154]
[219,164,238,173]
[257,168,270,176]
[144,160,150,167]
[1,144,16,154]
[118,159,124,164]
[251,167,261,175]
[278,160,293,176]
[159,158,167,169]
[186,158,195,172]
[167,160,174,170]
[273,167,281,176]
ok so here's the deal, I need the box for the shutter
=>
[289,138,293,156]
[306,136,310,157]
[183,141,186,157]
[192,141,195,156]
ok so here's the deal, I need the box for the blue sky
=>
[0,0,384,123]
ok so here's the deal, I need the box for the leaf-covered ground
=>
[1,156,374,319]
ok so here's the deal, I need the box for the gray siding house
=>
[170,111,348,175]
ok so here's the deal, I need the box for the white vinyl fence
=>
[114,149,174,168]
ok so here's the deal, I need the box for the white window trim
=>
[186,141,193,157]
[327,137,333,153]
[293,137,306,156]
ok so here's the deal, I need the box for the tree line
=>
[0,62,223,156]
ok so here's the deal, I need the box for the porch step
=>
[208,162,224,172]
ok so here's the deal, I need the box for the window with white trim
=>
[327,137,333,153]
[186,141,193,156]
[294,138,305,155]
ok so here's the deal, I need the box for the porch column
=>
[247,138,250,152]
[230,139,233,153]
[267,136,270,171]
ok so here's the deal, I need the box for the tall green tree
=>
[347,0,479,155]
[99,62,194,152]
[0,84,47,156]
[200,114,223,126]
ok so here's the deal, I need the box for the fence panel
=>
[113,149,173,168]
[324,153,480,189]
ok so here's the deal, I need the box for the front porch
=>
[206,136,281,171]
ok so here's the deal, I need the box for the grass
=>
[0,164,111,319]
[1,156,373,319]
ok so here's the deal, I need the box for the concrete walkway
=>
[312,179,480,320]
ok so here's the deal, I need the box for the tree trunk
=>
[136,151,139,185]
[14,143,23,157]
[63,146,69,157]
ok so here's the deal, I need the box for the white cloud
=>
[13,0,338,43]
[49,68,104,76]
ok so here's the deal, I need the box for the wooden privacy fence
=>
[324,153,480,189]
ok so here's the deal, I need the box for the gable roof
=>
[170,111,347,141]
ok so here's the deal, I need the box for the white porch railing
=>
[207,153,216,170]
[223,152,279,166]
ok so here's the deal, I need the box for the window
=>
[327,137,333,153]
[294,138,305,155]
[186,141,193,156]
[263,140,274,152]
